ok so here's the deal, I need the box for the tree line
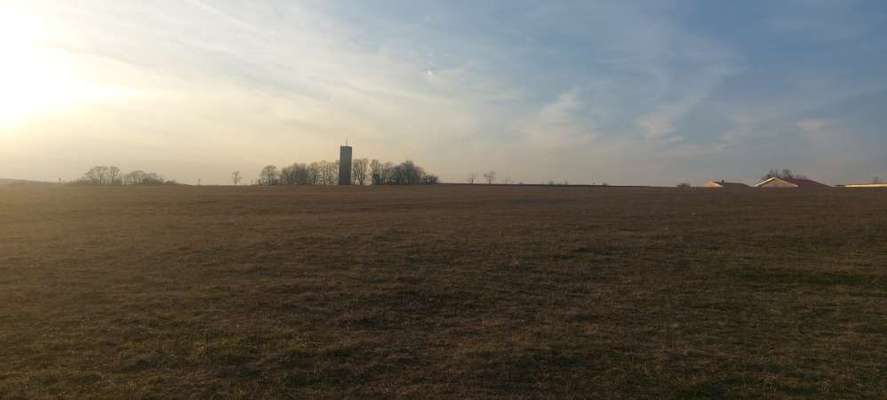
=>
[465,171,501,184]
[251,159,439,185]
[761,169,807,180]
[75,166,174,185]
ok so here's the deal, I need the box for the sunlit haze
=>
[1,0,885,185]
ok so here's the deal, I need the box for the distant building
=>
[755,177,830,188]
[338,145,352,185]
[842,183,887,188]
[703,180,749,189]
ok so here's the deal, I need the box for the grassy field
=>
[1,184,885,399]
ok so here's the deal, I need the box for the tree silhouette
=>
[483,170,496,184]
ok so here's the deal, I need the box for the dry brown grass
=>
[1,184,885,399]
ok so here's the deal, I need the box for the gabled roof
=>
[781,177,830,187]
[755,177,830,188]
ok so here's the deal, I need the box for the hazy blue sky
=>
[1,0,885,185]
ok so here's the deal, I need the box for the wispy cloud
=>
[1,0,885,184]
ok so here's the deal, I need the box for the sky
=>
[0,0,885,185]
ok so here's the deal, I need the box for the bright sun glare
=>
[0,6,129,129]
[0,9,59,126]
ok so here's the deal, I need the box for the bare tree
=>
[762,169,805,180]
[873,177,882,184]
[124,170,146,185]
[483,170,496,184]
[382,162,394,184]
[370,159,383,185]
[370,160,396,185]
[107,166,121,185]
[467,173,478,184]
[138,172,164,185]
[352,158,369,185]
[280,163,310,185]
[258,165,279,185]
[232,171,242,185]
[280,164,295,184]
[388,161,424,184]
[307,162,321,184]
[318,160,338,185]
[80,166,121,185]
[82,166,107,184]
[145,172,164,184]
[79,166,166,185]
[254,158,438,186]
